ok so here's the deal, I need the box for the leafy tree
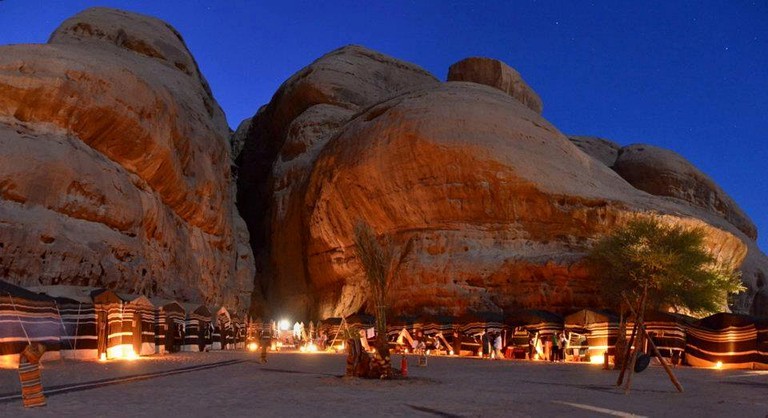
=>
[586,217,743,317]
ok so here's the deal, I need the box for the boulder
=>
[236,45,439,316]
[0,8,254,311]
[613,144,757,240]
[568,136,621,167]
[302,82,749,317]
[447,57,543,114]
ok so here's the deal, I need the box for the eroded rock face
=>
[236,45,439,316]
[232,48,764,319]
[613,144,757,240]
[568,136,621,167]
[0,8,254,311]
[447,57,543,114]
[302,82,750,317]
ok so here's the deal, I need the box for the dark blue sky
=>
[1,1,766,252]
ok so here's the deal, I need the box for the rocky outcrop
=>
[302,82,750,318]
[231,47,764,319]
[568,136,621,167]
[613,144,757,240]
[447,57,543,114]
[236,45,439,316]
[0,8,254,311]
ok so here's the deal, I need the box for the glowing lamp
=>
[279,319,290,331]
[715,361,723,369]
[99,353,107,362]
[247,342,258,352]
[590,354,605,365]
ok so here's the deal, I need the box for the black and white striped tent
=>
[458,311,505,336]
[182,303,212,352]
[30,285,99,360]
[564,309,619,361]
[638,311,693,361]
[685,313,758,369]
[151,298,186,354]
[212,307,232,350]
[119,294,156,356]
[0,280,61,367]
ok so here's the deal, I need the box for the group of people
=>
[528,331,572,362]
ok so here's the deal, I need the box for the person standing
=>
[493,332,504,360]
[559,332,568,362]
[551,334,559,362]
[259,327,271,364]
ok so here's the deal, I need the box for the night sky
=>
[1,1,766,252]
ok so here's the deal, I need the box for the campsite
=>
[1,350,767,417]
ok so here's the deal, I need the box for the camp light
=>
[247,342,258,352]
[715,361,723,369]
[279,319,290,331]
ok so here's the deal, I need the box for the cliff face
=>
[235,45,439,316]
[0,8,254,311]
[235,51,766,318]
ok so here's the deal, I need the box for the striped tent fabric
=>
[458,311,505,336]
[0,280,61,368]
[182,303,211,352]
[564,309,619,360]
[18,342,47,408]
[505,310,564,337]
[53,297,97,360]
[685,313,758,369]
[387,315,417,339]
[345,313,375,334]
[419,315,456,336]
[152,299,186,354]
[231,313,246,349]
[28,285,98,361]
[755,318,768,369]
[638,311,693,361]
[120,295,156,356]
[212,307,231,350]
[91,289,125,360]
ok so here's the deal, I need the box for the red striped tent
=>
[685,313,758,369]
[0,280,61,368]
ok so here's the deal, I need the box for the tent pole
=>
[622,293,684,393]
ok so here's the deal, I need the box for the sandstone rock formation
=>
[237,47,766,319]
[0,8,254,311]
[613,144,757,240]
[235,45,438,316]
[568,136,620,167]
[447,57,543,114]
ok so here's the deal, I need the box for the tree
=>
[587,217,744,392]
[353,221,412,377]
[586,217,743,317]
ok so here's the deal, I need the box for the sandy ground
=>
[0,351,766,417]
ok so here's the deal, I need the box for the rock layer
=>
[0,8,254,311]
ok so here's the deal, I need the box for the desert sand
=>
[1,351,766,417]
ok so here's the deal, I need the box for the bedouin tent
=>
[182,303,212,352]
[418,314,457,336]
[685,312,758,369]
[119,294,156,356]
[0,280,61,368]
[91,289,155,359]
[505,310,564,359]
[458,311,505,336]
[636,311,694,364]
[755,318,768,369]
[318,317,344,350]
[29,285,99,360]
[151,298,186,354]
[564,309,619,362]
[212,307,231,350]
[346,313,375,338]
[231,313,246,349]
